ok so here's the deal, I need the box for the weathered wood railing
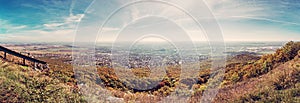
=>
[0,45,47,69]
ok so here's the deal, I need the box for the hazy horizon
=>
[0,40,296,44]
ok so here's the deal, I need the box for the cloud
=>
[66,14,85,23]
[69,0,75,16]
[0,0,92,42]
[204,0,267,18]
[43,14,84,29]
[22,0,85,29]
[43,23,64,28]
[0,29,75,42]
[43,0,85,29]
[0,19,27,33]
[11,25,27,30]
[31,29,73,35]
[67,0,85,23]
[228,16,300,26]
[2,0,300,42]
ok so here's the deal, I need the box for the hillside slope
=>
[215,53,300,102]
[191,41,300,103]
[0,59,85,102]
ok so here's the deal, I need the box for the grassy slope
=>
[0,59,85,102]
[209,42,300,103]
[214,54,300,102]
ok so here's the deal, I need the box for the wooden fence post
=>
[4,52,6,59]
[34,62,37,69]
[23,58,26,65]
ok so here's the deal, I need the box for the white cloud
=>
[43,14,84,29]
[11,25,27,30]
[2,0,298,42]
[43,23,64,28]
[66,14,85,23]
[0,29,75,42]
[69,0,75,16]
[31,29,73,35]
[204,0,267,19]
[220,21,300,41]
[0,19,27,33]
[229,16,300,26]
[39,0,84,29]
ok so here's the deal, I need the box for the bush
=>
[273,67,300,90]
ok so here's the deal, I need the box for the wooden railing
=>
[0,45,47,69]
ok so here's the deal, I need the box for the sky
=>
[0,0,300,42]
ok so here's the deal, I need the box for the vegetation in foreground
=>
[0,41,299,102]
[0,59,85,102]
